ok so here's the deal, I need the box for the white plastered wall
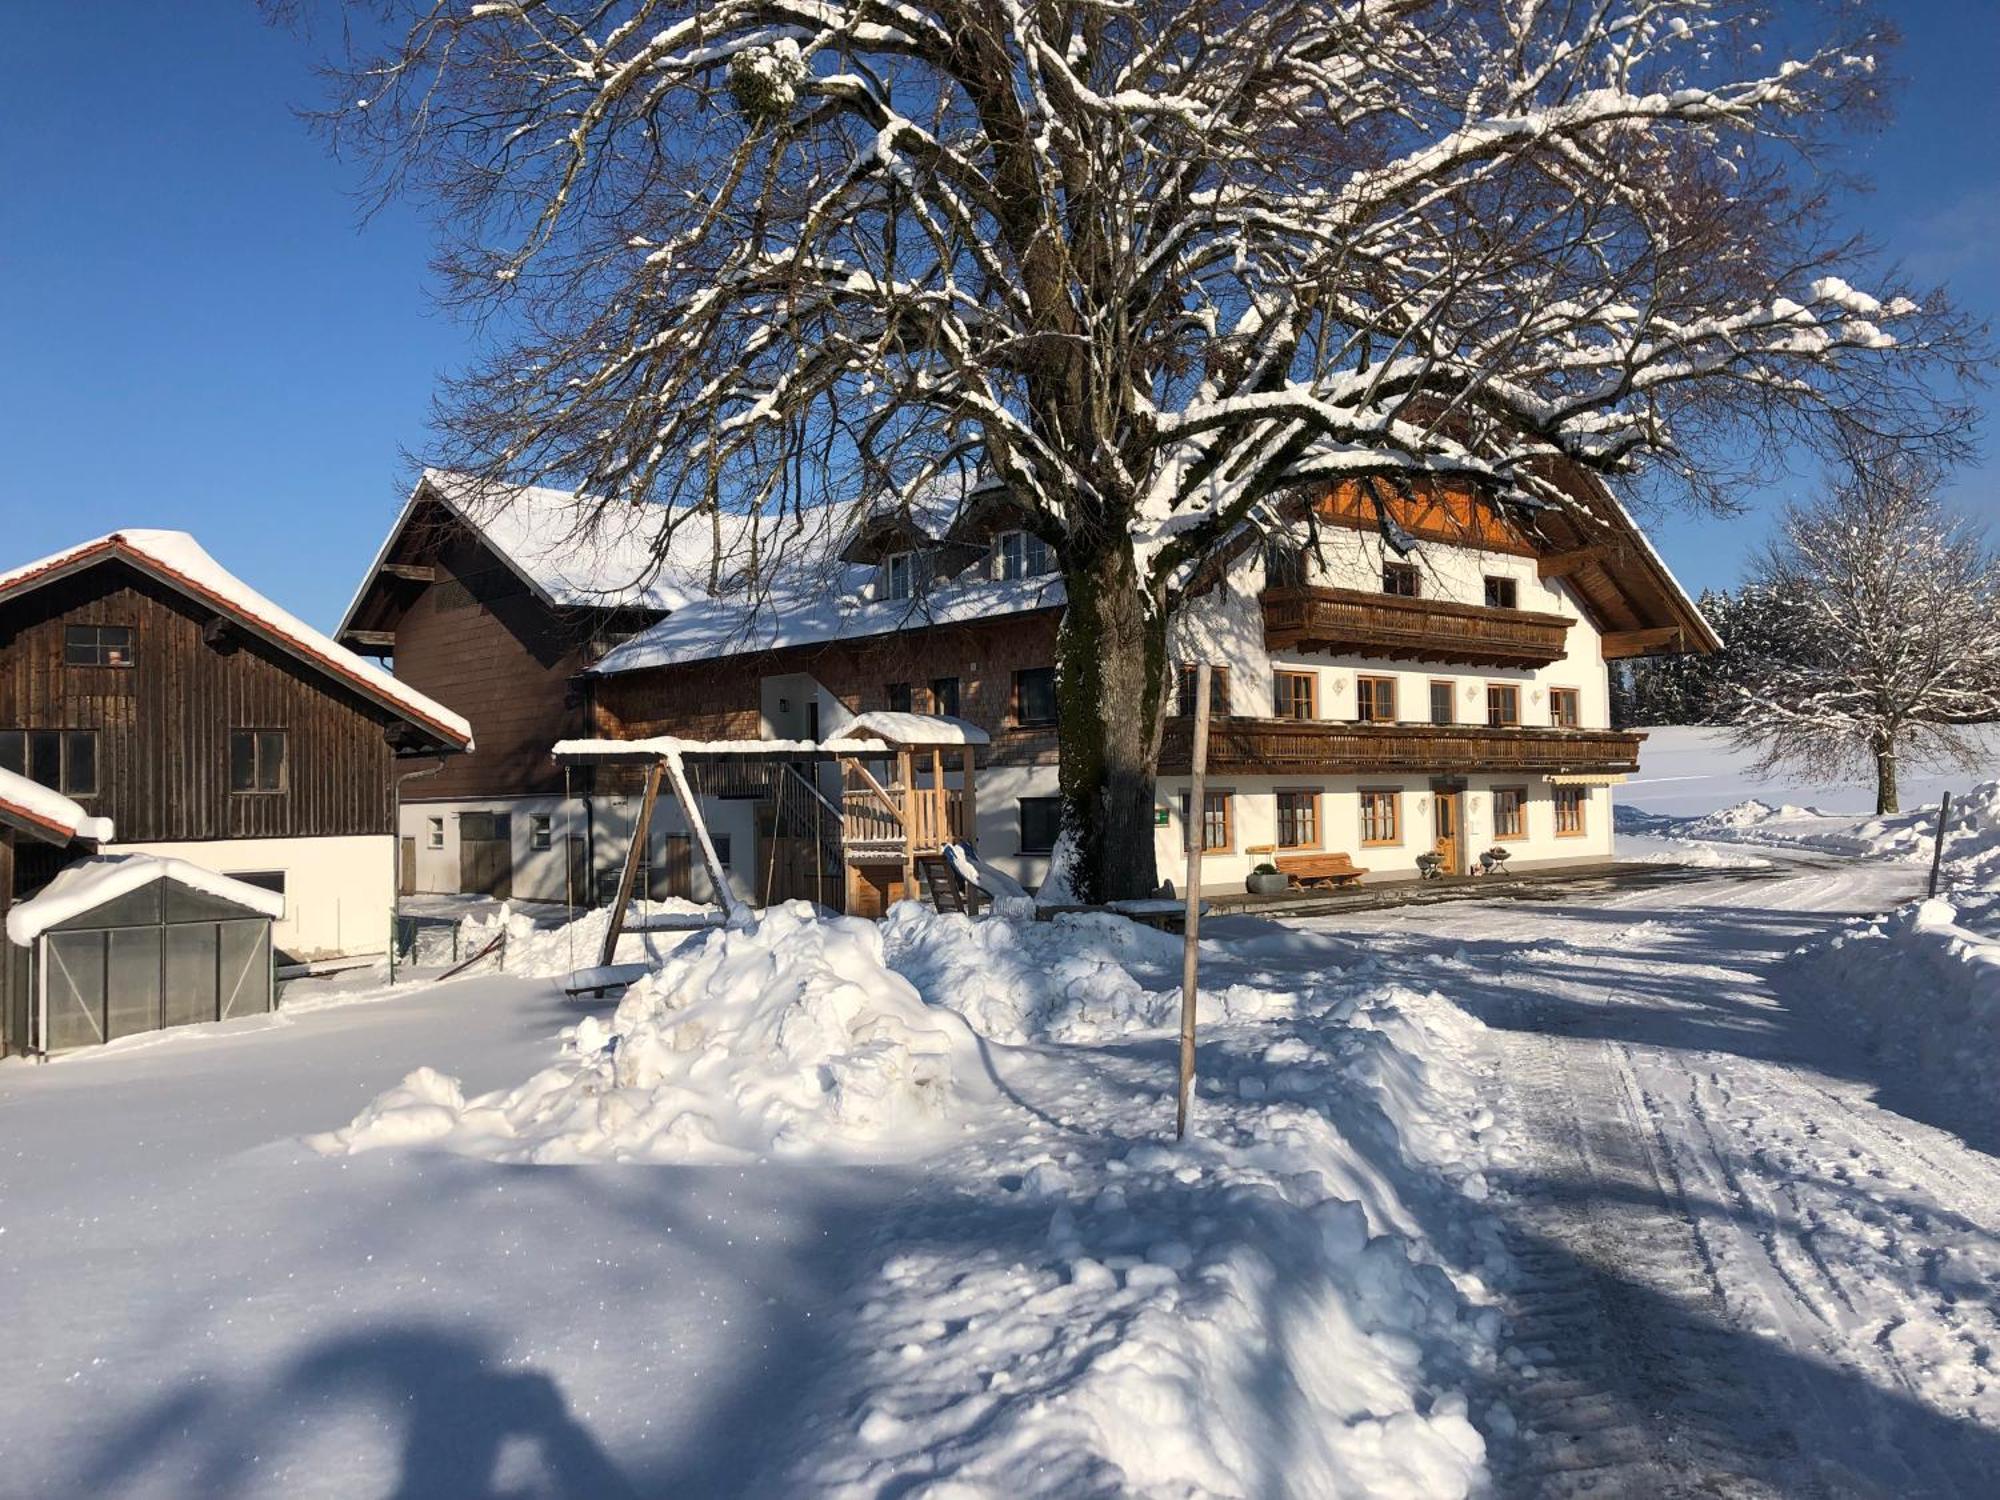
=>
[104,833,391,961]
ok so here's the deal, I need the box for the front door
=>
[1433,791,1461,876]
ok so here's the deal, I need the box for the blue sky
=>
[3,4,1995,631]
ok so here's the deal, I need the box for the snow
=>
[1618,723,2000,819]
[593,572,1064,676]
[10,732,2000,1495]
[551,734,891,759]
[6,853,286,946]
[825,710,991,746]
[0,765,114,844]
[0,529,473,748]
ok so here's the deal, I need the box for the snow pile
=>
[796,916,1504,1497]
[1788,839,2000,1129]
[315,902,995,1162]
[1627,780,2000,873]
[880,904,1313,1042]
[447,896,719,976]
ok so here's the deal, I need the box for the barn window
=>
[228,730,287,793]
[427,817,444,849]
[0,729,97,796]
[530,815,553,851]
[64,624,134,667]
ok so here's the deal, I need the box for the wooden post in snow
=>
[599,759,664,967]
[1928,789,1952,899]
[1176,663,1212,1141]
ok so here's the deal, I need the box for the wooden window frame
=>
[1486,683,1521,728]
[1272,670,1317,722]
[0,728,98,798]
[929,676,961,718]
[1493,785,1527,841]
[1482,575,1519,611]
[1175,663,1232,718]
[1381,561,1420,597]
[1275,787,1321,850]
[1358,787,1402,847]
[886,681,914,714]
[1554,784,1588,837]
[1013,667,1058,727]
[1356,675,1398,724]
[883,550,915,600]
[1178,788,1234,854]
[1018,795,1062,855]
[1428,679,1455,726]
[63,623,135,668]
[1548,687,1581,729]
[228,728,288,796]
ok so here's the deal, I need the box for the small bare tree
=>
[298,0,1983,899]
[1728,454,2000,814]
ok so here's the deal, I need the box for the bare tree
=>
[303,0,1983,899]
[1728,454,2000,814]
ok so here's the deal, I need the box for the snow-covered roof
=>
[592,572,1065,675]
[551,735,893,760]
[826,712,992,747]
[0,530,474,750]
[0,768,114,846]
[337,470,868,638]
[7,854,286,947]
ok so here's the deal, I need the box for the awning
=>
[1543,772,1629,786]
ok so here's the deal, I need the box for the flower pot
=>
[1246,871,1289,897]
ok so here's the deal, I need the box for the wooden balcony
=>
[1160,717,1644,778]
[1260,585,1571,669]
[840,775,967,861]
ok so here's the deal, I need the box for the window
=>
[427,816,444,849]
[1483,576,1519,610]
[993,530,1052,580]
[1019,796,1063,855]
[1554,785,1587,836]
[1549,687,1581,728]
[1382,561,1420,597]
[1493,786,1526,840]
[1356,675,1397,723]
[1486,684,1521,727]
[1272,670,1316,721]
[1429,681,1455,726]
[63,624,134,667]
[930,677,961,718]
[0,729,98,796]
[1359,788,1401,846]
[884,551,915,600]
[1276,789,1320,849]
[1178,789,1232,853]
[1263,542,1308,589]
[1175,664,1231,717]
[226,870,286,897]
[887,682,914,714]
[228,730,286,793]
[530,815,553,851]
[1014,667,1058,726]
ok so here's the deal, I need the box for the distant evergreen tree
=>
[1626,589,1740,725]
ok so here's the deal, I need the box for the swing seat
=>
[563,962,654,997]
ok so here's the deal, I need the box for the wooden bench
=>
[1273,852,1367,890]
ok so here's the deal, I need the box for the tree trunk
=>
[1874,734,1899,815]
[1055,541,1169,904]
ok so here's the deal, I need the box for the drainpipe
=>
[389,755,447,985]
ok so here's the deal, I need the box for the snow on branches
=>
[327,0,1974,596]
[1727,453,2000,814]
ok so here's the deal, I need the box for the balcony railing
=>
[1260,585,1571,669]
[1159,717,1644,777]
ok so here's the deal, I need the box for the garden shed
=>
[5,854,284,1055]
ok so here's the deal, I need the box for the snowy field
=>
[2,729,1997,1497]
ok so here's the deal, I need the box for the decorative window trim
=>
[1272,669,1317,722]
[1275,787,1322,850]
[1356,675,1398,724]
[1358,787,1402,846]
